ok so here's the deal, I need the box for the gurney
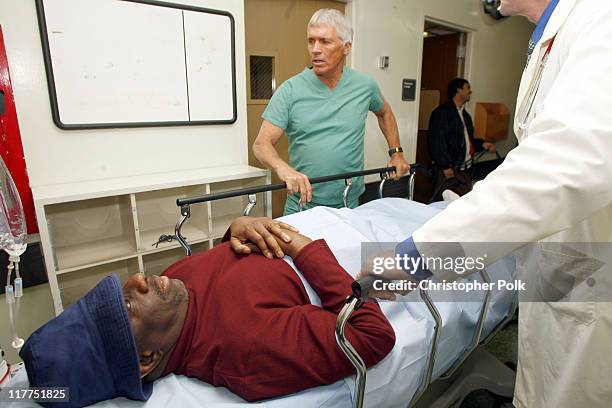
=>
[168,167,516,408]
[5,168,517,408]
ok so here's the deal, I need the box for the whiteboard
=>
[184,11,235,122]
[36,0,236,129]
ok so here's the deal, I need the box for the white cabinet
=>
[45,195,137,272]
[33,165,271,314]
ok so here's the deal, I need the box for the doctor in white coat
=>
[366,0,612,406]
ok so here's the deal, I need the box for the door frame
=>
[417,15,475,124]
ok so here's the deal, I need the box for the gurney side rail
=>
[175,165,420,256]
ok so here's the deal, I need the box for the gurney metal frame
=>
[174,166,517,408]
[175,166,417,256]
[341,267,517,408]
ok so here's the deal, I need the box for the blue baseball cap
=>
[20,274,153,407]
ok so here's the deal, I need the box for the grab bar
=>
[439,269,492,380]
[177,166,399,207]
[175,166,422,256]
[243,194,257,216]
[408,170,416,201]
[174,205,192,256]
[378,172,389,199]
[408,289,442,408]
[343,178,353,208]
[338,276,443,408]
[336,276,391,408]
[336,296,368,408]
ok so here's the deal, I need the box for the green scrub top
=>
[262,66,384,215]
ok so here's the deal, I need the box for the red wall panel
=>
[0,26,37,233]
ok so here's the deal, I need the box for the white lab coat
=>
[412,0,612,406]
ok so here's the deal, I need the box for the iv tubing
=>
[5,260,23,349]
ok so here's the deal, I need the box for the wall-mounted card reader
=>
[402,79,416,101]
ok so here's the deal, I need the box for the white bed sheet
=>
[6,198,516,408]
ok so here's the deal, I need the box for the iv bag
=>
[0,158,26,257]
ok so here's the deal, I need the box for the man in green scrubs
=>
[253,9,409,215]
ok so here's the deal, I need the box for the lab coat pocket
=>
[533,103,544,119]
[536,243,602,325]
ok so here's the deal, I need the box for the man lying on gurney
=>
[20,216,395,408]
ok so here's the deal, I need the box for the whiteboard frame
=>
[35,0,237,130]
